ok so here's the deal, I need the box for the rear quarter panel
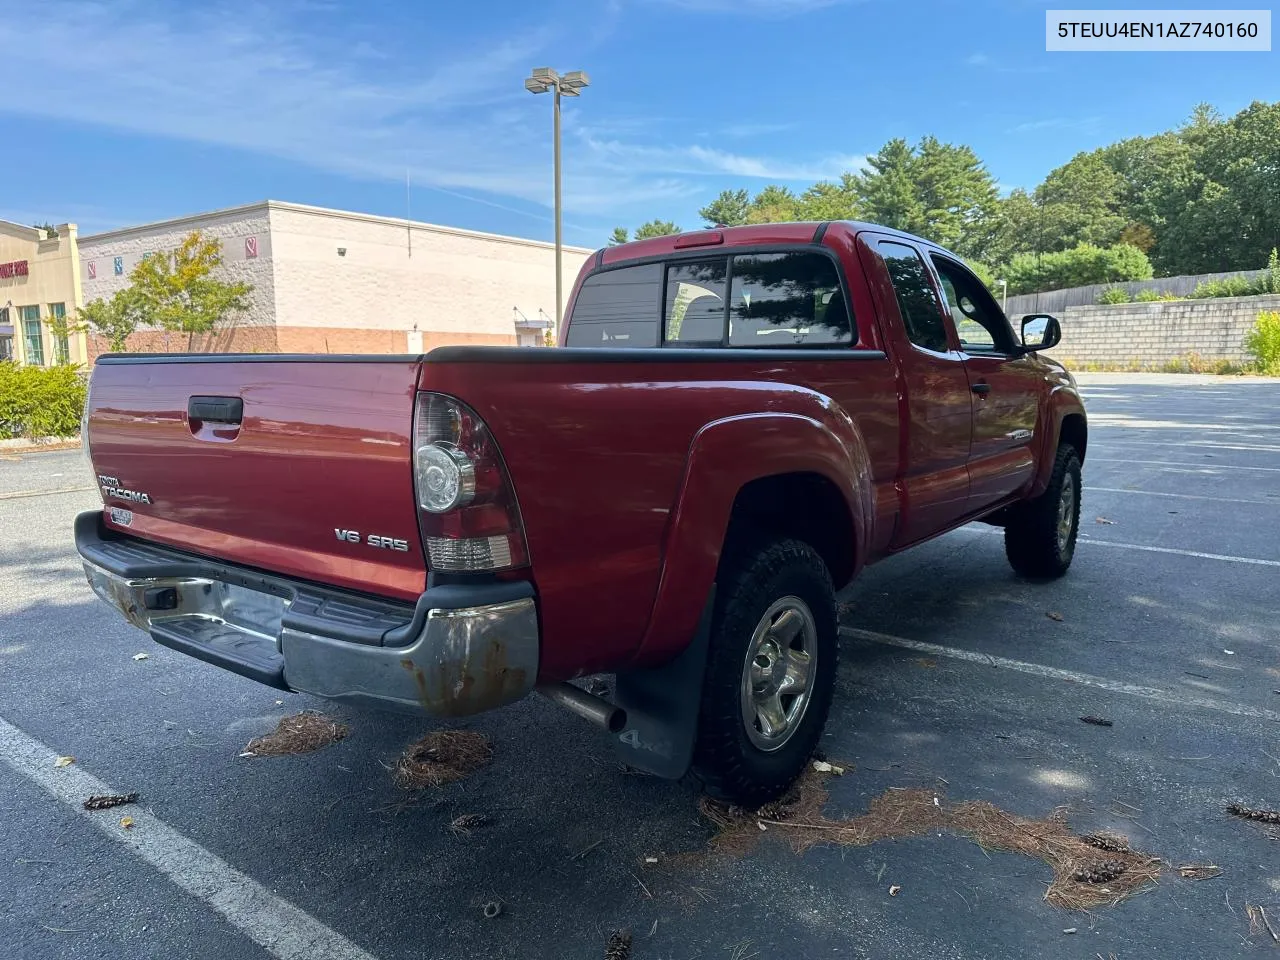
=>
[421,354,897,679]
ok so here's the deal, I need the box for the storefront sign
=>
[0,260,29,278]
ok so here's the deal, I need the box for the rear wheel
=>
[690,537,837,807]
[1004,443,1082,579]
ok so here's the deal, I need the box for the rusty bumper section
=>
[280,600,538,716]
[76,511,539,717]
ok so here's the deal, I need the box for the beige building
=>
[78,200,593,358]
[0,219,88,365]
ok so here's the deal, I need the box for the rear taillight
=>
[412,392,529,572]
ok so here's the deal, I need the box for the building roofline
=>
[78,199,594,254]
[0,219,43,241]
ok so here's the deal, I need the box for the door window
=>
[929,256,1016,354]
[728,252,851,347]
[876,242,949,353]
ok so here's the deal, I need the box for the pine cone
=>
[450,813,486,835]
[604,930,632,960]
[1082,833,1129,853]
[1227,804,1280,824]
[1072,859,1126,884]
[83,793,139,811]
[756,802,788,821]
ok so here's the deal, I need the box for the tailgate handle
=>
[188,396,243,424]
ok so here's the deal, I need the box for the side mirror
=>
[1020,314,1061,351]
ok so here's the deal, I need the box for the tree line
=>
[612,100,1280,295]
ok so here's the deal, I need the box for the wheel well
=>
[724,473,856,587]
[1060,413,1087,463]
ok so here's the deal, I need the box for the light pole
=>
[525,67,589,328]
[997,278,1008,314]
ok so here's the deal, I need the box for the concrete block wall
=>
[1055,295,1280,368]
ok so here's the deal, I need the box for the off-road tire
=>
[689,537,837,807]
[1004,443,1082,579]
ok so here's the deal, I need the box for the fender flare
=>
[628,406,874,667]
[1029,384,1088,498]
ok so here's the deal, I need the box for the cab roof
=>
[598,220,942,266]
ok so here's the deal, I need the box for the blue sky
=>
[1,0,1275,245]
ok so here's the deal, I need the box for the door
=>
[863,237,973,546]
[927,253,1040,510]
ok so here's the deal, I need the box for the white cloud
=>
[1009,116,1101,133]
[966,52,991,66]
[0,1,865,239]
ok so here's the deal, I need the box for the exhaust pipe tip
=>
[538,681,627,733]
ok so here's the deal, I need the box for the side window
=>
[876,241,949,353]
[564,264,662,348]
[665,259,728,344]
[930,255,1015,353]
[728,252,852,347]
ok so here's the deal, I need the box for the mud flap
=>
[612,588,715,780]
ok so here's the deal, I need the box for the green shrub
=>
[1097,287,1131,304]
[1006,243,1153,295]
[1264,248,1280,295]
[1191,274,1256,299]
[0,362,88,439]
[1246,311,1280,375]
[966,259,997,292]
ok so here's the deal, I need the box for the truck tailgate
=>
[87,357,426,602]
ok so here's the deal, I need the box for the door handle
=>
[188,396,243,424]
[971,383,991,396]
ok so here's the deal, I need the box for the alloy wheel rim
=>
[740,596,818,752]
[1057,477,1076,554]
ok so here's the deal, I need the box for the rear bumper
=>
[74,511,538,716]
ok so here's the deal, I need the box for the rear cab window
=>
[566,248,855,350]
[564,264,662,348]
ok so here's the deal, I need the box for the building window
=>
[21,305,44,366]
[0,307,11,361]
[49,303,70,364]
[113,256,123,275]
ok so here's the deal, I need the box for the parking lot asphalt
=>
[2,373,1279,960]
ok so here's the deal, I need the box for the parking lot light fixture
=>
[525,67,590,328]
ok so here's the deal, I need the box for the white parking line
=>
[1088,458,1280,473]
[1087,486,1279,506]
[0,485,95,500]
[1093,440,1280,453]
[1078,537,1280,567]
[839,627,1280,723]
[957,525,1280,567]
[0,714,379,960]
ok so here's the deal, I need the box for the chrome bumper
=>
[81,556,539,717]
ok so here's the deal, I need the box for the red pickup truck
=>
[77,221,1086,805]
